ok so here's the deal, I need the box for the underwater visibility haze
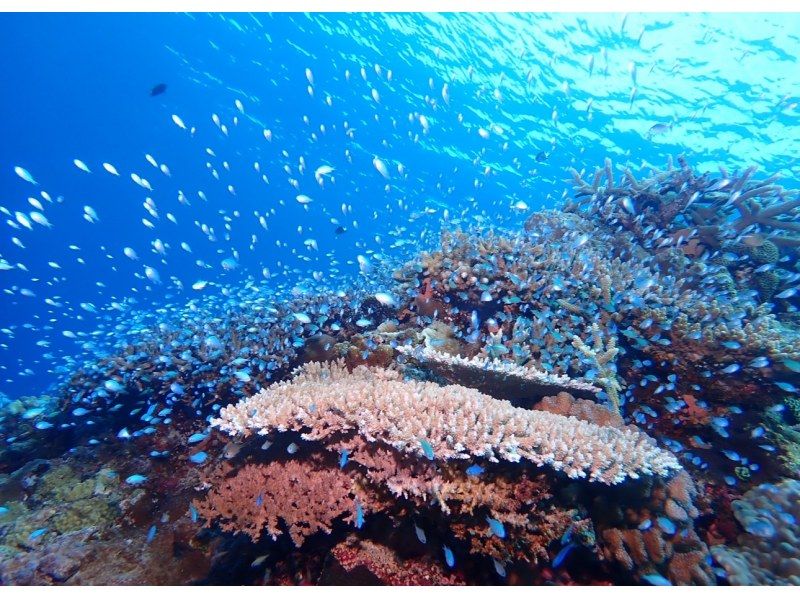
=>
[1,11,800,586]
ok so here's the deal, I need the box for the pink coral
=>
[193,457,374,546]
[213,360,680,485]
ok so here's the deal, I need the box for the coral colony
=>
[2,156,800,585]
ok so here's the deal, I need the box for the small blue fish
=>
[486,516,506,539]
[721,450,740,462]
[552,543,576,568]
[720,363,741,374]
[187,432,208,444]
[749,356,769,368]
[339,449,349,469]
[125,474,148,485]
[189,504,198,523]
[493,559,507,578]
[355,500,364,529]
[414,523,427,544]
[744,519,775,538]
[642,573,672,586]
[657,516,676,534]
[419,438,435,460]
[775,288,798,299]
[443,545,455,568]
[189,451,208,464]
[28,528,48,540]
[466,464,484,476]
[22,407,45,419]
[256,493,264,507]
[35,421,54,430]
[720,341,741,350]
[146,525,157,544]
[781,359,800,373]
[104,380,125,393]
[775,382,798,393]
[638,519,653,531]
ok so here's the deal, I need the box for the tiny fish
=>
[125,474,148,485]
[493,559,507,577]
[287,442,299,454]
[642,573,672,586]
[749,356,769,368]
[14,166,38,185]
[354,500,364,528]
[251,555,269,568]
[657,516,676,534]
[443,545,455,568]
[146,525,157,544]
[744,519,775,538]
[374,292,396,306]
[647,122,672,137]
[28,528,48,540]
[781,359,800,373]
[486,516,506,539]
[775,288,798,299]
[171,114,187,130]
[775,382,798,393]
[104,380,125,393]
[414,523,427,544]
[339,449,349,469]
[188,432,207,444]
[466,464,484,476]
[189,451,208,465]
[720,363,741,374]
[189,504,199,522]
[720,341,741,350]
[73,159,92,173]
[150,83,167,96]
[419,438,435,460]
[552,543,576,568]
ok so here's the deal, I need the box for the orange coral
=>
[194,456,374,546]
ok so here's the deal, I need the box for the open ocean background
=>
[1,12,799,399]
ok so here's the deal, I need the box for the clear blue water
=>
[2,12,799,397]
[2,12,800,586]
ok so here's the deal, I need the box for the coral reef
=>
[213,360,680,483]
[710,479,800,584]
[397,344,600,402]
[325,537,466,585]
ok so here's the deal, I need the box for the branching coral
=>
[193,456,374,546]
[213,360,680,484]
[571,324,623,413]
[396,345,600,402]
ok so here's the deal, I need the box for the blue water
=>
[0,11,798,396]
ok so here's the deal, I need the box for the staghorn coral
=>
[710,479,800,585]
[213,360,680,484]
[571,324,623,413]
[194,455,377,546]
[396,344,600,402]
[327,536,465,585]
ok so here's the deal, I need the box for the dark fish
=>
[647,123,672,138]
[334,226,347,235]
[535,151,548,162]
[150,83,167,96]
